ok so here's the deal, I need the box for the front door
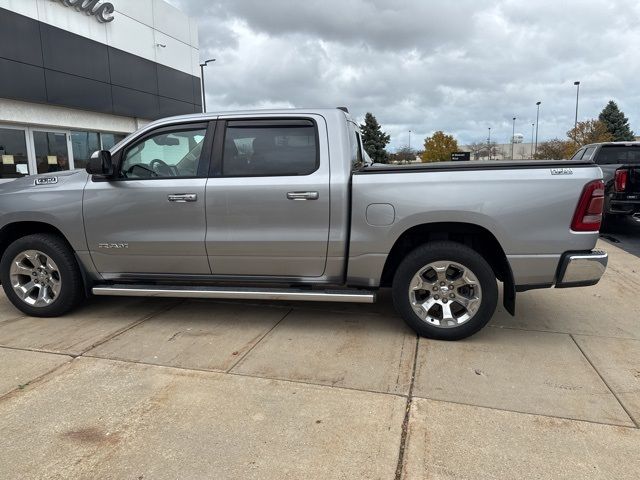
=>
[83,122,214,275]
[205,116,330,278]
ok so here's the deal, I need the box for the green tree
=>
[421,131,459,162]
[598,100,635,141]
[360,112,390,163]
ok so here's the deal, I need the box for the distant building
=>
[459,142,537,161]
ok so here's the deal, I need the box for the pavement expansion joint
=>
[394,334,420,480]
[570,334,639,429]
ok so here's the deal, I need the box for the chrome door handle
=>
[286,191,319,201]
[168,193,197,202]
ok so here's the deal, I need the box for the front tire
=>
[392,241,498,340]
[0,234,85,317]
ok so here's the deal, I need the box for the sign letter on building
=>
[55,0,116,23]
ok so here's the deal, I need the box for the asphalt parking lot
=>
[0,238,639,479]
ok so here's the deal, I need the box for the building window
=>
[71,131,126,170]
[0,127,29,178]
[101,132,127,150]
[33,131,70,174]
[71,131,100,170]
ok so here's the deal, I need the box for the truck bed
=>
[348,158,603,290]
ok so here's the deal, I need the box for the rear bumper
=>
[555,250,608,288]
[608,198,640,215]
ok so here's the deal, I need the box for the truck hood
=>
[0,170,89,195]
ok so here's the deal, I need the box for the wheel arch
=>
[0,221,92,294]
[0,221,73,255]
[380,222,515,315]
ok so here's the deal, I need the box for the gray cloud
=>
[168,0,640,149]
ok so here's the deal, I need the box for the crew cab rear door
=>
[204,115,330,277]
[83,121,215,275]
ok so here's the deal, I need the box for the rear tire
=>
[392,241,498,340]
[0,234,85,317]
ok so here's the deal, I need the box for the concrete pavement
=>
[0,238,638,479]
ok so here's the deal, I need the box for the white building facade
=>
[0,0,200,180]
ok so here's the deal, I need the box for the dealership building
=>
[0,0,201,180]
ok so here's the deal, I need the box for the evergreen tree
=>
[360,112,390,163]
[598,101,635,141]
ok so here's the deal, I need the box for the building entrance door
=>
[30,129,74,174]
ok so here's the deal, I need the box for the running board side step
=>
[92,285,376,304]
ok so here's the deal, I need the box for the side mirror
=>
[87,150,114,177]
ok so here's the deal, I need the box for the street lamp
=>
[574,81,580,133]
[511,117,516,160]
[488,127,491,161]
[535,101,541,157]
[530,123,535,159]
[200,58,216,113]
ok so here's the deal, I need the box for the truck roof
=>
[144,108,353,128]
[582,141,640,148]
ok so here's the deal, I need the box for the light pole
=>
[487,127,491,160]
[574,81,580,133]
[199,58,216,113]
[530,123,535,159]
[511,117,516,160]
[535,101,541,157]
[408,130,412,151]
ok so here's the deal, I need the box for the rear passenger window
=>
[222,120,318,176]
[581,147,597,161]
[571,149,585,160]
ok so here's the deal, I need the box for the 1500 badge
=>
[98,243,129,249]
[35,177,58,185]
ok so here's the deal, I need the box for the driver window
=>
[121,127,207,179]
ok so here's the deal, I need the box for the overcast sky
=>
[167,0,640,150]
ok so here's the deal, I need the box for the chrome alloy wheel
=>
[408,260,482,328]
[10,250,62,307]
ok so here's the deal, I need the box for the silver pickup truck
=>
[0,108,608,340]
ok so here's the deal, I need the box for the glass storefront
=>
[71,131,100,170]
[101,132,127,151]
[0,125,128,179]
[34,131,71,174]
[0,127,29,178]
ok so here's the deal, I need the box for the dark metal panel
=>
[40,23,110,82]
[158,96,195,118]
[0,57,47,102]
[112,85,160,119]
[45,70,113,114]
[0,8,203,120]
[108,47,158,95]
[0,8,43,66]
[192,76,202,106]
[157,64,195,104]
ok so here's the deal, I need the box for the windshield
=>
[596,146,640,165]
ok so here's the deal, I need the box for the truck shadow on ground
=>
[600,216,640,258]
